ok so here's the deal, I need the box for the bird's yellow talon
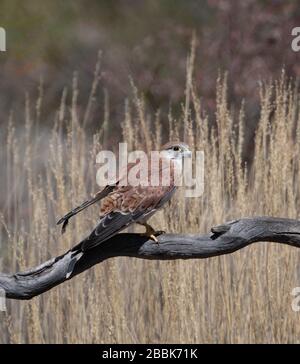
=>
[138,222,161,244]
[149,234,159,244]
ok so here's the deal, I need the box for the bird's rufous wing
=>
[80,184,176,251]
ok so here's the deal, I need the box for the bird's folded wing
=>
[79,210,144,251]
[78,185,176,251]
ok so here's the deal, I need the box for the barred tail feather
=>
[57,185,115,234]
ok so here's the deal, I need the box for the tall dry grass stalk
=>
[1,44,300,343]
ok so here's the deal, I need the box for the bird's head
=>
[160,141,192,160]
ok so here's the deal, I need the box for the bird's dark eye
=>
[173,146,180,151]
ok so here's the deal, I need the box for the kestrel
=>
[57,142,191,253]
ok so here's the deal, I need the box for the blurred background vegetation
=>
[1,0,300,143]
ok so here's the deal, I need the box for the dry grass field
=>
[1,47,300,343]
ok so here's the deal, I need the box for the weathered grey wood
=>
[1,216,300,300]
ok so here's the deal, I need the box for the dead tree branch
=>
[1,216,300,300]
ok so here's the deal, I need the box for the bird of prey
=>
[57,142,191,276]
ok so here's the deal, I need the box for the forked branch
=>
[1,216,300,300]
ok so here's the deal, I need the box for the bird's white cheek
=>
[171,158,184,176]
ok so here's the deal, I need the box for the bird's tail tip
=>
[56,217,69,234]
